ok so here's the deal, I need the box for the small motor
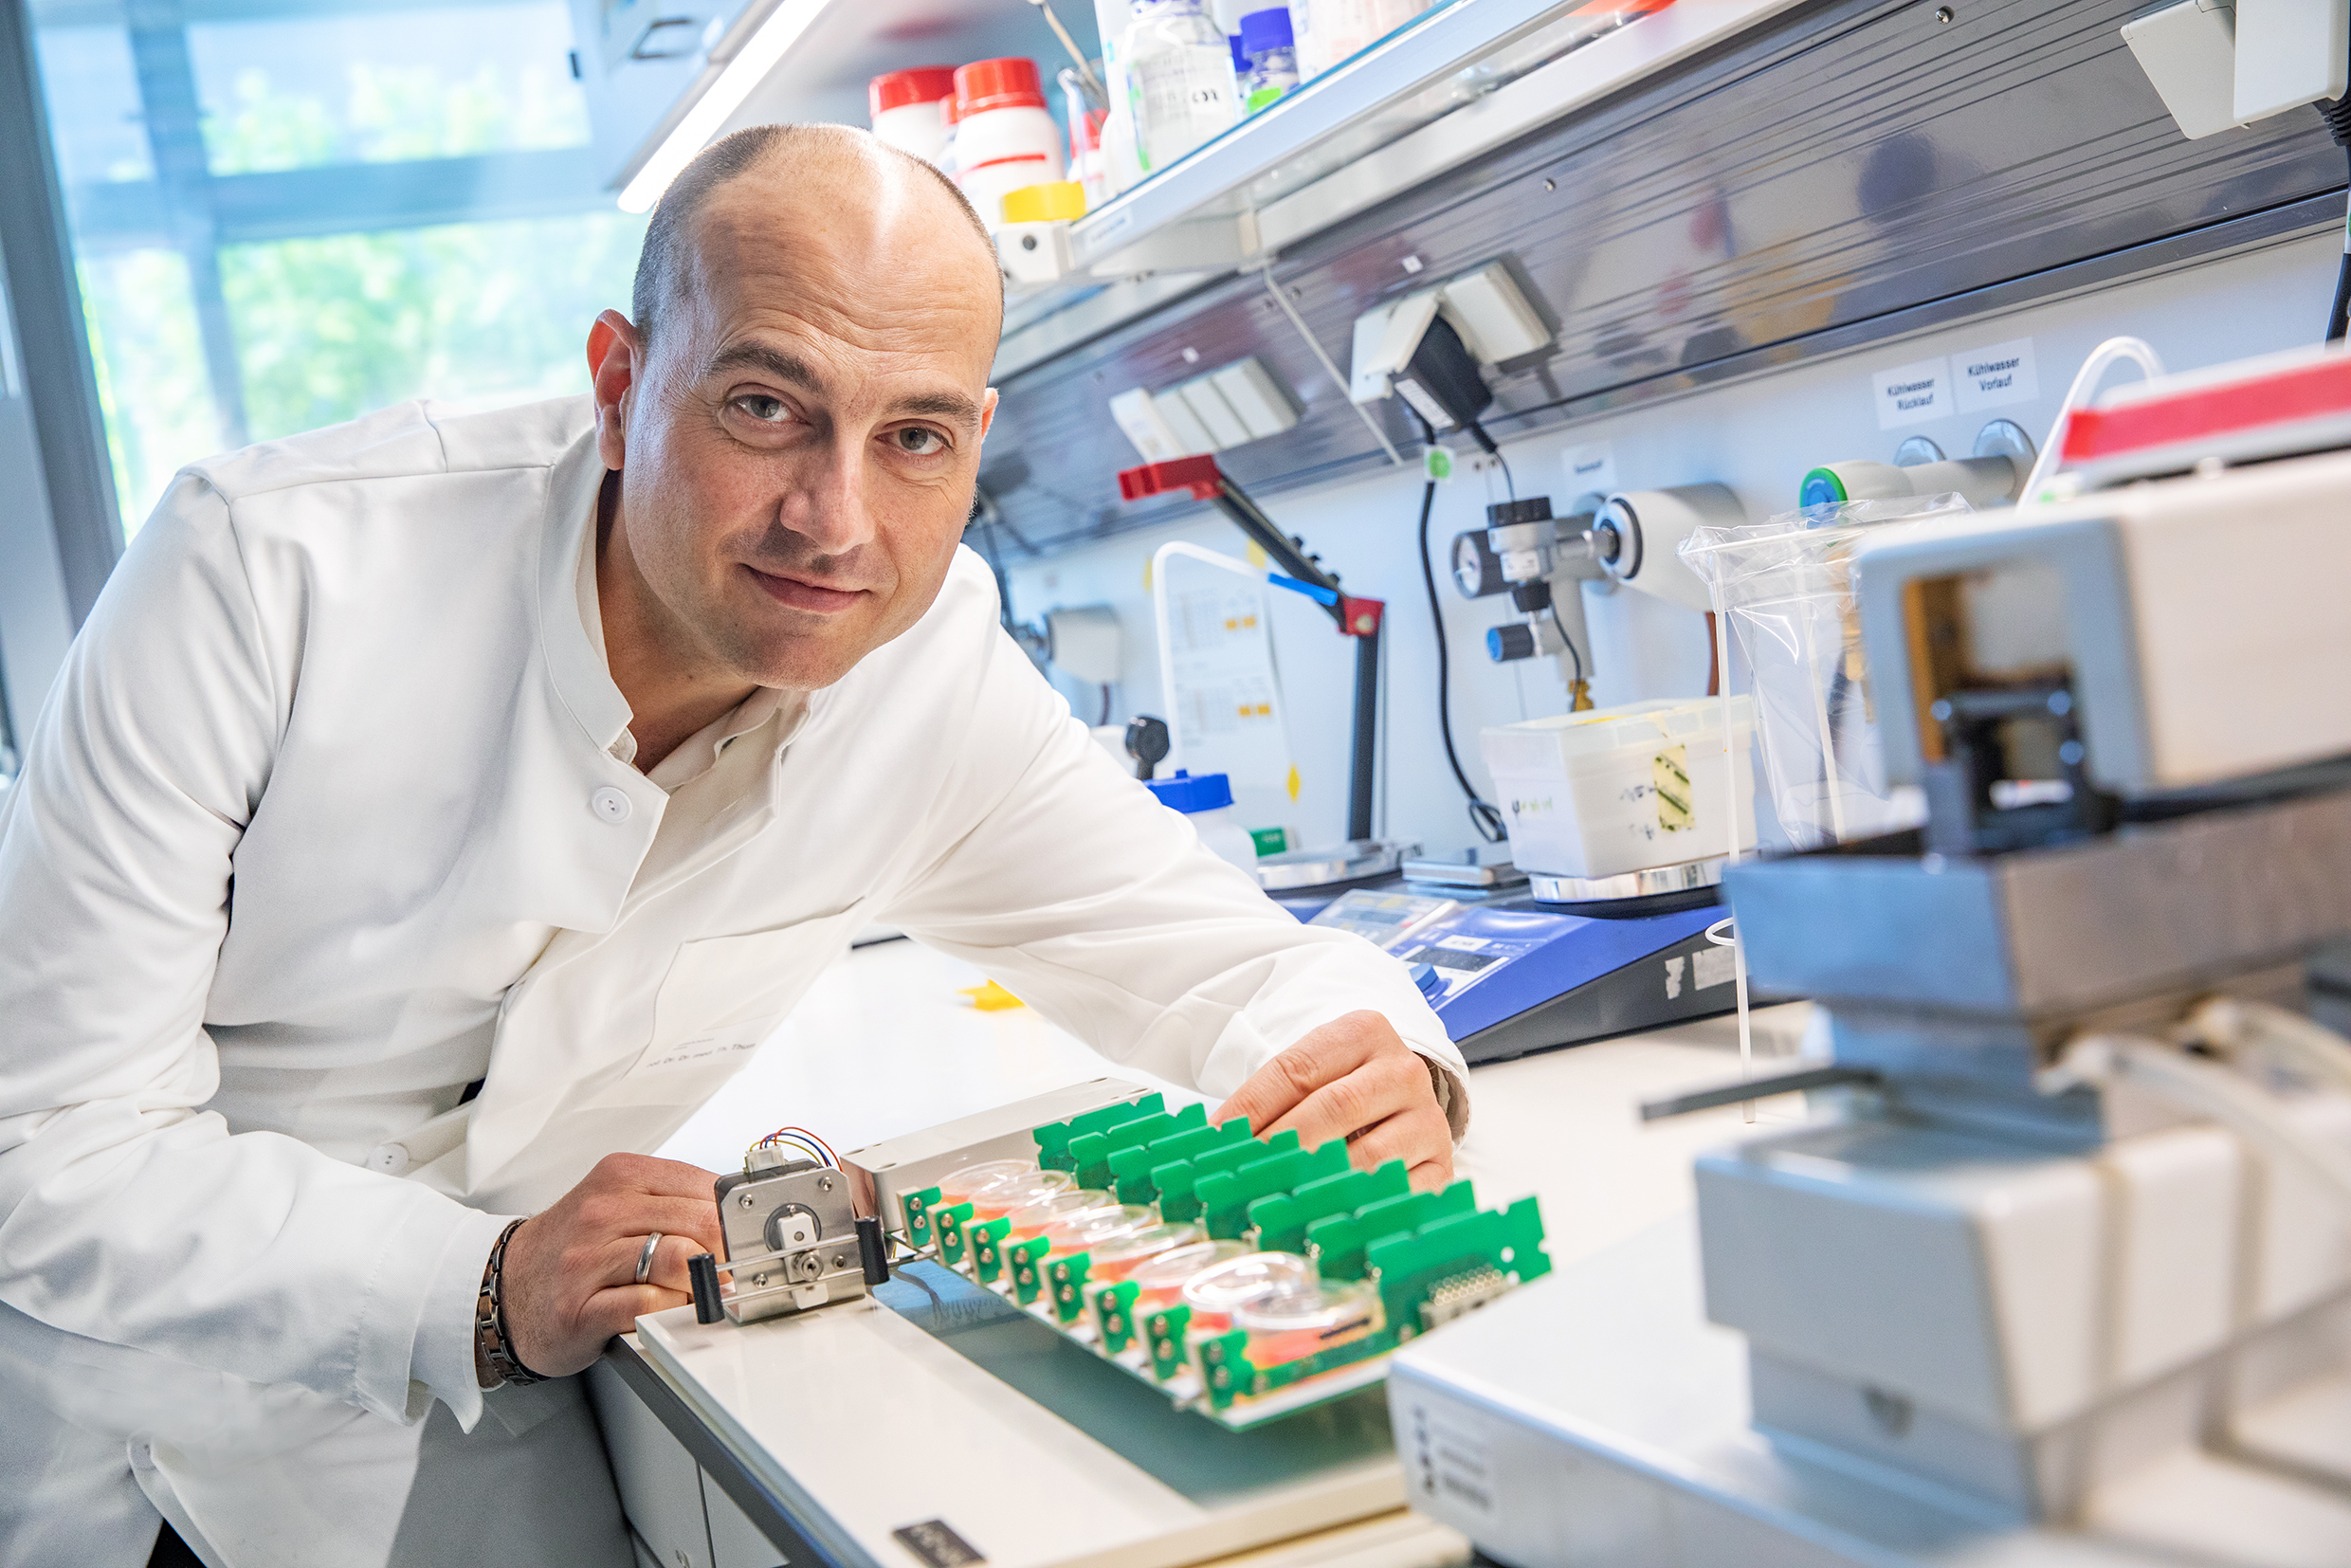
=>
[690,1147,888,1325]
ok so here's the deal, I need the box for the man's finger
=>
[585,1284,691,1341]
[1347,1103,1452,1181]
[1406,1157,1451,1193]
[1212,1050,1321,1136]
[596,1154,726,1201]
[1213,1014,1387,1132]
[1261,1051,1427,1150]
[609,1232,720,1296]
[582,1192,723,1248]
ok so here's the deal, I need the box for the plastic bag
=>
[1677,493,1971,850]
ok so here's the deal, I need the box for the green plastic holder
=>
[902,1185,942,1250]
[968,1215,1013,1285]
[1142,1304,1193,1382]
[1197,1139,1350,1240]
[1007,1235,1053,1305]
[1033,1093,1164,1172]
[1092,1279,1142,1354]
[1306,1179,1475,1282]
[1047,1253,1095,1324]
[933,1201,977,1267]
[1247,1158,1409,1254]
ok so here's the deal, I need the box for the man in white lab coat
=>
[0,126,1465,1568]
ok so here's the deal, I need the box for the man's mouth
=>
[742,563,864,613]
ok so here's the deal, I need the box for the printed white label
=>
[1664,956,1686,999]
[1404,1403,1498,1519]
[1872,356,1950,428]
[1135,46,1237,171]
[1435,935,1490,952]
[1560,440,1617,499]
[1951,337,2039,411]
[1693,942,1737,990]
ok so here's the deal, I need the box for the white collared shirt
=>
[0,395,1464,1535]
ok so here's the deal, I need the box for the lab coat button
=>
[367,1143,410,1175]
[591,787,632,824]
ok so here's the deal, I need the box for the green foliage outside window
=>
[71,9,642,537]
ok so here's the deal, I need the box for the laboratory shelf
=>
[1065,0,1795,279]
[999,0,1807,373]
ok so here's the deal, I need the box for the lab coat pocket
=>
[585,908,861,1109]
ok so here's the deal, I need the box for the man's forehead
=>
[684,157,998,335]
[661,176,995,387]
[698,321,989,426]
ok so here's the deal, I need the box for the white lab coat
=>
[0,394,1465,1568]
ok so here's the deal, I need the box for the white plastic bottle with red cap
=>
[866,66,958,166]
[952,58,1066,230]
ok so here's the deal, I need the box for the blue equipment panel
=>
[1300,889,1740,1065]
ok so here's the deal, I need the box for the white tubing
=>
[1711,596,1755,1118]
[2016,337,2166,507]
[2041,1033,2351,1211]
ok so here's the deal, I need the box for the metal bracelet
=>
[476,1217,551,1388]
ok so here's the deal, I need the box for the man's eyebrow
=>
[702,341,820,388]
[891,390,984,428]
[701,342,980,428]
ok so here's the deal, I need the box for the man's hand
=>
[1212,1012,1454,1190]
[495,1153,725,1378]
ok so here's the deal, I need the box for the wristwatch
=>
[475,1218,550,1389]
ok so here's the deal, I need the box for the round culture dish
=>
[1231,1279,1379,1367]
[1177,1250,1316,1332]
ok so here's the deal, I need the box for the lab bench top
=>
[607,936,1814,1568]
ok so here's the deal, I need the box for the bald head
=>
[585,119,1006,711]
[629,123,1000,361]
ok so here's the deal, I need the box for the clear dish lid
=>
[938,1158,1038,1205]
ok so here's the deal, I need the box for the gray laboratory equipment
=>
[1389,384,2351,1564]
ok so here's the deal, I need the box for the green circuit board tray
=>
[892,1092,1551,1430]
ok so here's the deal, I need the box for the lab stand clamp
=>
[688,1080,1554,1432]
[1390,433,2351,1564]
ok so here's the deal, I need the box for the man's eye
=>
[736,394,788,423]
[893,427,944,455]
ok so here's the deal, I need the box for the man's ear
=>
[587,309,641,471]
[977,385,999,445]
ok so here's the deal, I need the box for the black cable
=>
[2321,98,2351,341]
[1097,684,1112,725]
[1494,449,1515,500]
[1546,600,1585,684]
[1413,460,1507,844]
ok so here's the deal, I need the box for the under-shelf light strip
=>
[618,0,837,215]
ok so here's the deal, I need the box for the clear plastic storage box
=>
[1480,696,1756,881]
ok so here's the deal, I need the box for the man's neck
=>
[595,476,759,774]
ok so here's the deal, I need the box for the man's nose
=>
[777,437,875,556]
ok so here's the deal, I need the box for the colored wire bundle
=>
[754,1125,838,1167]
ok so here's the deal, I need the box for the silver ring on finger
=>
[635,1231,663,1285]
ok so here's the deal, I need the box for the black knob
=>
[1124,715,1172,780]
[1507,579,1554,614]
[856,1215,890,1287]
[1486,495,1555,526]
[688,1252,724,1324]
[1488,623,1539,663]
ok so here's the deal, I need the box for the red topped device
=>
[2059,343,2351,490]
[1117,455,1224,502]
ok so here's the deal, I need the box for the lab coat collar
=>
[537,428,634,756]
